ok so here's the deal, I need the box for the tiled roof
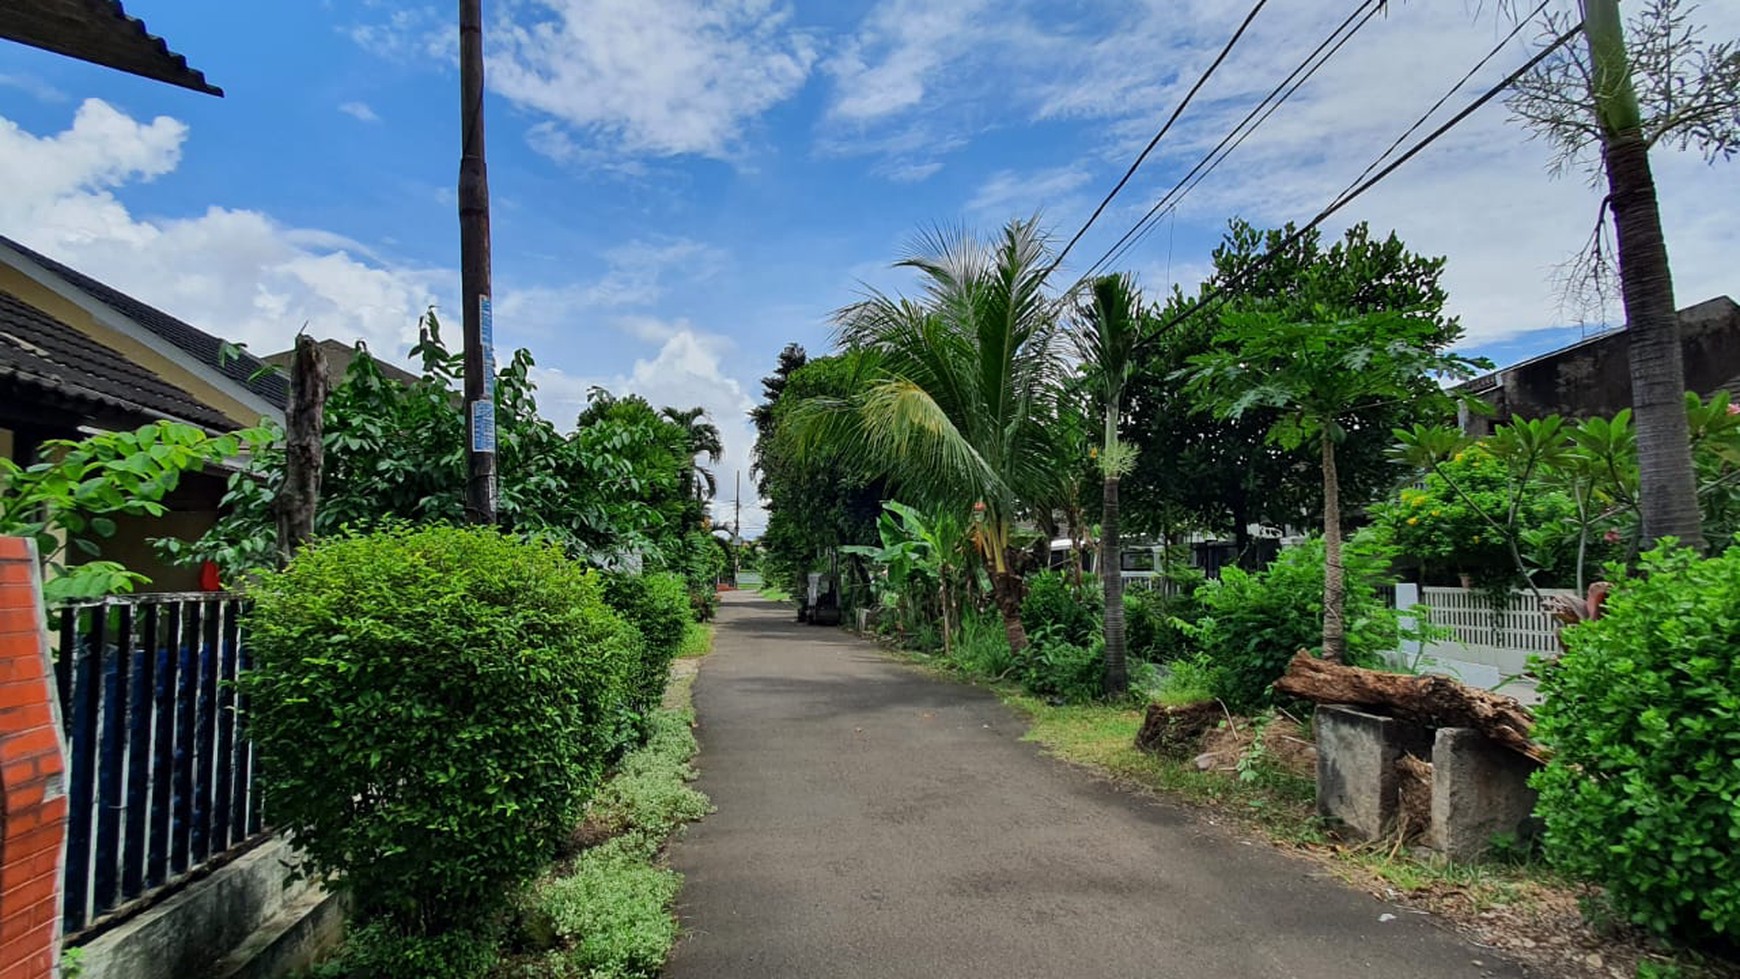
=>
[0,291,235,431]
[0,0,222,96]
[0,236,287,410]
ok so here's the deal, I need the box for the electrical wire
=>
[1042,0,1272,279]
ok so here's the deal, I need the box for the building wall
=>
[1470,297,1740,431]
[0,266,264,429]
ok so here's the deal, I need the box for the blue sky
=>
[1,0,1735,534]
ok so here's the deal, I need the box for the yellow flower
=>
[1430,509,1441,517]
[1453,451,1466,462]
[1406,517,1419,526]
[1473,534,1482,543]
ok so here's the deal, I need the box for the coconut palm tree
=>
[1070,273,1151,695]
[791,218,1066,651]
[662,405,723,515]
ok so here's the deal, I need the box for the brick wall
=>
[0,539,66,979]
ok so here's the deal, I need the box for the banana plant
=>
[843,500,975,650]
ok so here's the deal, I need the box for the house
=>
[1458,295,1740,435]
[262,336,422,390]
[0,236,286,589]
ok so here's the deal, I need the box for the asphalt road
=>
[664,593,1528,979]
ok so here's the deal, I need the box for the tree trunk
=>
[992,570,1028,653]
[1320,432,1346,663]
[1586,0,1704,552]
[1102,473,1127,696]
[1274,652,1543,763]
[1135,700,1221,756]
[275,335,327,562]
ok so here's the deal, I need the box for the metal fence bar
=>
[170,602,199,875]
[146,607,179,889]
[93,603,130,912]
[211,606,238,852]
[191,606,220,864]
[121,604,155,900]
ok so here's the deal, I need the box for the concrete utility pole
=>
[733,470,742,580]
[459,0,497,523]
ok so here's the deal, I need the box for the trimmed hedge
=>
[1534,543,1740,943]
[602,571,691,725]
[240,525,640,938]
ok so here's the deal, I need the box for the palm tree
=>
[792,219,1066,652]
[1070,274,1150,695]
[662,406,724,519]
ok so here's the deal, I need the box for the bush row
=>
[241,525,694,976]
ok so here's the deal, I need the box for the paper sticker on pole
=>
[471,399,496,454]
[480,295,496,399]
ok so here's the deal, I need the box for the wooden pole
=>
[275,335,326,560]
[459,0,497,524]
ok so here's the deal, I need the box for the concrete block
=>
[1314,706,1431,840]
[75,836,330,979]
[1431,727,1541,861]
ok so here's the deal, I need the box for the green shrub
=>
[949,609,1014,679]
[333,922,499,979]
[522,836,681,977]
[1014,626,1104,704]
[1533,543,1740,943]
[1185,533,1397,712]
[1154,653,1217,706]
[1124,569,1205,664]
[602,572,691,724]
[239,525,640,936]
[1020,571,1099,647]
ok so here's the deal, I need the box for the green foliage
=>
[1019,571,1099,648]
[521,836,681,978]
[582,708,710,840]
[1154,653,1218,707]
[1184,534,1398,712]
[602,572,690,727]
[947,608,1015,680]
[185,315,706,577]
[1123,571,1205,664]
[1125,220,1468,548]
[0,421,261,601]
[239,525,640,936]
[1014,626,1105,705]
[332,922,500,979]
[1532,542,1740,943]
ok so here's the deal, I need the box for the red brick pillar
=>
[0,539,66,979]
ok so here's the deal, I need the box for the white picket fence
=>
[1390,584,1576,701]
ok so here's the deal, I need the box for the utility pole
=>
[459,0,497,523]
[733,470,742,581]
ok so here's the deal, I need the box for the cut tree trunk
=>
[1135,701,1222,757]
[274,334,327,561]
[1274,651,1543,763]
[992,570,1028,654]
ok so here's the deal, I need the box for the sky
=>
[0,0,1735,537]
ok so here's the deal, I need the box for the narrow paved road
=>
[666,594,1526,979]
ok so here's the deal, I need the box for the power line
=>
[1082,0,1387,283]
[1043,0,1272,279]
[1142,20,1583,341]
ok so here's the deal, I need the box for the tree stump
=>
[1135,701,1222,757]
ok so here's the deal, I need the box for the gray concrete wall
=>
[75,837,338,979]
[1430,727,1541,862]
[1314,706,1431,841]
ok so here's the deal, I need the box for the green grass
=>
[757,583,792,602]
[495,673,711,979]
[676,621,713,659]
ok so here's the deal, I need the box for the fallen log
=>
[1134,700,1223,757]
[1273,651,1545,763]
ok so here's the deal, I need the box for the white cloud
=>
[490,0,818,159]
[494,237,726,337]
[530,322,765,535]
[968,165,1093,221]
[0,100,441,361]
[339,101,382,123]
[875,160,943,183]
[0,74,68,103]
[825,0,993,122]
[344,6,453,63]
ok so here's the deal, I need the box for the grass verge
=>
[756,583,792,602]
[676,621,713,659]
[494,670,711,978]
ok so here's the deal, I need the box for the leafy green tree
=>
[1,421,263,601]
[661,405,723,528]
[790,219,1065,651]
[1184,308,1482,660]
[1070,273,1152,695]
[1124,221,1462,559]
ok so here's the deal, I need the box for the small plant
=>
[521,836,681,976]
[949,608,1015,680]
[1013,625,1103,704]
[1019,571,1099,648]
[1154,653,1217,706]
[332,922,500,979]
[59,947,85,979]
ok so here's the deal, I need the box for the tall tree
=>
[1071,274,1151,695]
[1508,0,1738,550]
[1185,309,1482,661]
[662,406,724,522]
[1124,221,1461,559]
[791,219,1065,651]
